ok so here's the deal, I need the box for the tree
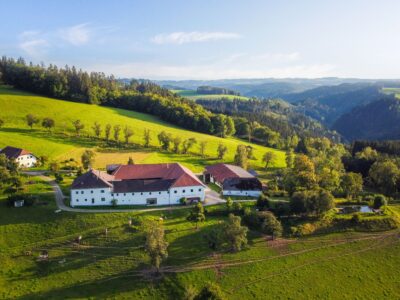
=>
[143,219,168,272]
[42,118,55,132]
[92,122,101,138]
[258,211,283,239]
[222,214,248,252]
[204,227,224,250]
[194,282,226,300]
[199,141,207,158]
[105,124,111,141]
[158,131,172,151]
[187,202,206,229]
[48,161,59,173]
[340,172,363,199]
[127,157,134,165]
[72,119,84,136]
[113,125,121,142]
[285,149,294,168]
[123,126,134,144]
[234,145,248,169]
[225,197,233,212]
[26,114,39,129]
[225,117,236,137]
[182,138,197,154]
[172,136,182,153]
[256,193,270,210]
[143,129,151,147]
[81,150,95,170]
[290,189,334,216]
[373,194,387,209]
[217,143,228,160]
[369,160,400,195]
[0,118,4,128]
[262,151,276,169]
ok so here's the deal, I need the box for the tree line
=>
[0,56,236,137]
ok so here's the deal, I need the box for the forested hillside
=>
[332,97,400,141]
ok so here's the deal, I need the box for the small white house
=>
[70,163,206,207]
[204,163,262,197]
[0,146,37,167]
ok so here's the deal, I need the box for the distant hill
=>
[332,96,400,141]
[197,85,239,96]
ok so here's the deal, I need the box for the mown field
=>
[0,177,399,299]
[0,86,284,172]
[172,89,250,101]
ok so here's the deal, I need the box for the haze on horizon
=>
[1,0,400,80]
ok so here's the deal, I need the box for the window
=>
[149,192,152,195]
[183,190,186,193]
[111,193,114,197]
[132,193,134,195]
[76,200,79,202]
[174,190,177,194]
[101,198,105,201]
[159,192,161,194]
[191,189,193,192]
[81,191,84,194]
[141,192,143,195]
[198,189,202,192]
[91,190,93,194]
[116,193,119,196]
[123,193,126,196]
[75,191,79,195]
[146,198,157,205]
[101,190,105,193]
[85,199,87,201]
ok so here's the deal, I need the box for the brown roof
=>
[205,163,255,184]
[0,146,32,159]
[71,169,114,189]
[113,163,204,188]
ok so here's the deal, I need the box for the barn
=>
[204,163,262,197]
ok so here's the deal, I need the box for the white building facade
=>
[70,164,206,207]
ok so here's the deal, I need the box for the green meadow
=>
[172,89,250,101]
[381,87,400,99]
[0,86,283,172]
[0,177,399,299]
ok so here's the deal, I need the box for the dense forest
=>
[196,98,341,142]
[196,85,239,96]
[0,56,235,137]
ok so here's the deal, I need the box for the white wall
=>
[222,190,262,197]
[70,185,205,207]
[16,154,37,167]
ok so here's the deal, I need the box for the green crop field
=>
[0,86,283,172]
[172,89,250,101]
[0,177,399,299]
[382,87,400,99]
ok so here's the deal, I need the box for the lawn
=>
[0,86,284,173]
[0,176,399,299]
[172,89,250,101]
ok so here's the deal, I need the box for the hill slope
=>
[332,96,400,141]
[0,86,284,171]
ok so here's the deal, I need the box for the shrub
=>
[54,173,64,183]
[179,197,188,205]
[373,194,387,209]
[111,199,118,207]
[232,201,242,213]
[256,193,270,210]
[194,282,226,300]
[351,213,362,225]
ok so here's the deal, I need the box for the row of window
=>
[75,188,203,195]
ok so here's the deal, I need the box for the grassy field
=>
[0,86,284,172]
[381,87,400,99]
[172,89,250,101]
[0,176,399,299]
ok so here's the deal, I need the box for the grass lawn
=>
[0,176,399,299]
[0,86,285,173]
[172,89,250,101]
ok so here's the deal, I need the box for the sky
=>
[1,0,400,80]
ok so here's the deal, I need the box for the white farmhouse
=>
[204,163,262,197]
[0,146,38,167]
[70,163,206,207]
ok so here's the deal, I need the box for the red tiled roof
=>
[0,146,33,159]
[205,163,255,184]
[113,163,204,188]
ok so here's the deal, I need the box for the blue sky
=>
[1,0,400,79]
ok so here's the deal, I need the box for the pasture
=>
[0,86,284,172]
[0,176,399,299]
[172,89,250,101]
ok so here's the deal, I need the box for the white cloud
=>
[59,23,91,46]
[151,31,241,45]
[18,31,49,58]
[88,61,336,80]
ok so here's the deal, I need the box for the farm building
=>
[204,163,262,197]
[0,146,37,167]
[70,163,206,207]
